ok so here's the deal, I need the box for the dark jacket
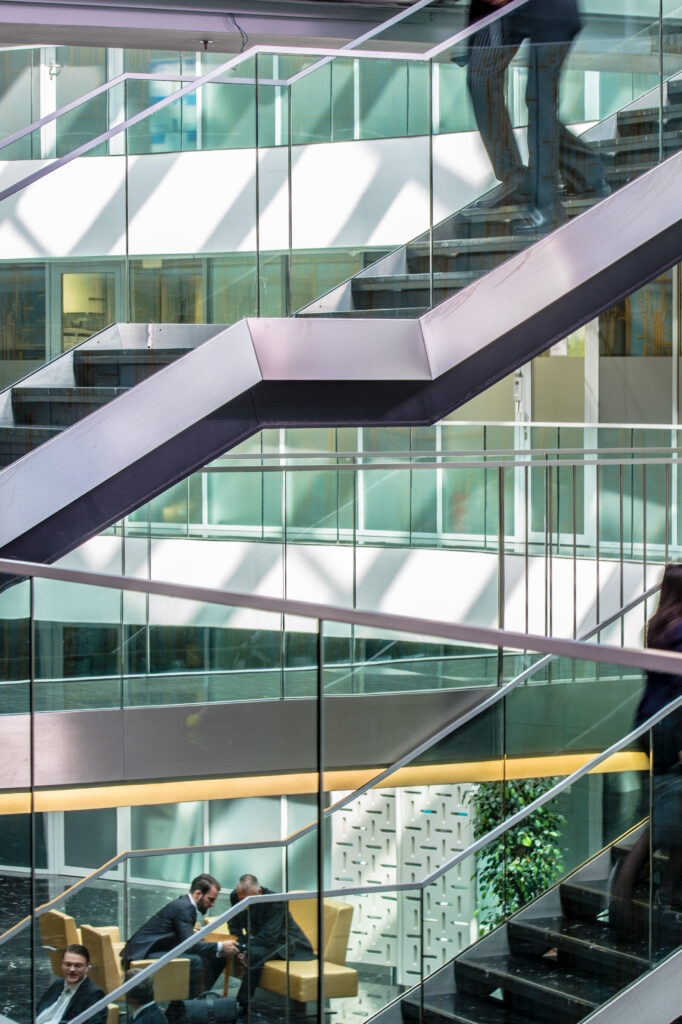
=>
[36,977,107,1024]
[122,894,218,962]
[229,888,314,958]
[635,621,682,775]
[130,1005,168,1024]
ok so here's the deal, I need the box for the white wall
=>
[0,156,126,258]
[0,131,497,259]
[58,535,662,647]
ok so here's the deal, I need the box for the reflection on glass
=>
[61,270,116,351]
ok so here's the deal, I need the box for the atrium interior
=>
[2,2,682,1024]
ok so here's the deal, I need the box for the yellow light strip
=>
[0,751,650,815]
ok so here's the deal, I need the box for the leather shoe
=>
[470,170,530,210]
[564,178,611,200]
[513,204,567,234]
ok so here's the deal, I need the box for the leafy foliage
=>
[469,777,565,930]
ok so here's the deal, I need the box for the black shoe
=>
[564,178,611,201]
[513,203,567,234]
[470,170,530,210]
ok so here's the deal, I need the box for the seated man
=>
[124,970,167,1024]
[36,944,106,1024]
[121,873,238,997]
[229,874,314,1012]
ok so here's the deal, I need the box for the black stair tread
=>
[12,385,126,399]
[460,197,594,222]
[617,107,682,128]
[403,990,530,1024]
[73,347,191,363]
[352,271,476,291]
[457,953,620,1009]
[0,425,60,440]
[297,307,428,318]
[407,237,534,255]
[509,915,652,969]
[591,131,682,154]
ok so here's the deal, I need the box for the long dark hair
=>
[647,564,682,647]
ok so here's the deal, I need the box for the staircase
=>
[0,324,211,470]
[298,81,682,319]
[397,828,681,1024]
[3,85,682,562]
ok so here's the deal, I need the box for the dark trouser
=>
[237,944,315,1007]
[467,25,524,184]
[525,39,605,208]
[467,30,605,206]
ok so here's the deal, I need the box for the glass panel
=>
[54,47,107,156]
[303,4,676,323]
[0,48,36,158]
[60,270,116,351]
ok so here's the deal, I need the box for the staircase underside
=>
[2,151,682,564]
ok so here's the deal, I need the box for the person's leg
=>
[525,39,569,214]
[557,120,609,196]
[466,29,524,186]
[610,828,650,930]
[236,945,280,1010]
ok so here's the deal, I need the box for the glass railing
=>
[119,435,682,566]
[5,574,682,1024]
[2,1,661,160]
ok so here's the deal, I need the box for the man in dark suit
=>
[466,0,608,226]
[124,970,167,1024]
[35,945,106,1024]
[229,874,314,1013]
[121,873,238,997]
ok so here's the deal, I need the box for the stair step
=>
[455,954,620,1024]
[460,197,594,223]
[11,386,126,427]
[407,237,532,257]
[402,990,530,1024]
[296,307,427,319]
[507,916,648,985]
[617,106,682,135]
[351,271,476,293]
[0,425,61,468]
[74,347,192,387]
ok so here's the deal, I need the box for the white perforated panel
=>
[331,783,477,988]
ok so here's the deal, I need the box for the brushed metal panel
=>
[421,152,682,379]
[28,689,491,788]
[0,714,31,789]
[33,709,126,788]
[248,317,431,380]
[0,320,261,549]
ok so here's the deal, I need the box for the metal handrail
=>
[0,558,674,673]
[0,0,535,204]
[0,0,534,157]
[68,672,682,1024]
[194,454,682,473]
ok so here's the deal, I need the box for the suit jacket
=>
[122,894,218,962]
[36,977,106,1024]
[229,888,314,959]
[131,1006,167,1024]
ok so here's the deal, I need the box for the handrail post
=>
[316,619,325,1021]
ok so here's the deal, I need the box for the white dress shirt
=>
[36,979,84,1024]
